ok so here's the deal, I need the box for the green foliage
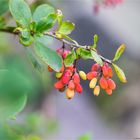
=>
[113,44,126,61]
[34,41,62,72]
[33,4,55,23]
[20,28,34,46]
[76,48,92,59]
[91,50,103,65]
[58,21,75,35]
[25,48,44,72]
[64,50,76,67]
[9,0,32,27]
[112,63,127,83]
[0,0,9,16]
[36,13,57,33]
[33,4,56,33]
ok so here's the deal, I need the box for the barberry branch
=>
[0,27,112,64]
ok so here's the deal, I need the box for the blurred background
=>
[0,0,140,139]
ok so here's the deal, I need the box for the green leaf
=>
[113,44,126,61]
[91,50,103,65]
[9,0,32,27]
[25,48,44,72]
[36,13,57,33]
[0,0,9,16]
[19,29,34,46]
[0,70,27,121]
[76,48,92,59]
[112,63,127,83]
[58,21,75,35]
[64,50,76,67]
[0,17,6,28]
[33,4,55,23]
[94,34,98,44]
[34,41,62,72]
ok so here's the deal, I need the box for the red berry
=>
[105,88,112,96]
[68,80,75,90]
[61,71,71,84]
[102,65,109,77]
[75,83,83,93]
[99,77,108,89]
[107,79,116,90]
[108,67,113,78]
[86,71,97,80]
[60,64,65,73]
[91,63,100,71]
[62,50,70,59]
[73,73,80,84]
[54,80,64,89]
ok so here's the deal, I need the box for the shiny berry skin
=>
[54,80,64,89]
[68,80,75,90]
[87,71,97,80]
[91,63,101,71]
[73,73,80,84]
[102,65,109,77]
[94,85,100,96]
[79,71,87,80]
[66,88,75,99]
[107,79,116,90]
[99,77,108,89]
[108,67,113,78]
[89,78,97,89]
[61,71,71,84]
[105,89,112,96]
[75,83,83,93]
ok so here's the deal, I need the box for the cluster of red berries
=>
[48,47,117,99]
[93,0,123,13]
[48,48,83,99]
[86,63,116,96]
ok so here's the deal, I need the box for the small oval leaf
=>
[34,42,62,72]
[112,63,127,83]
[113,44,126,61]
[91,50,103,66]
[64,50,76,67]
[58,21,75,35]
[9,0,32,27]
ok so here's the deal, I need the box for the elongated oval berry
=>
[93,85,100,96]
[54,80,64,89]
[89,78,97,89]
[75,83,83,93]
[87,71,97,80]
[79,71,87,80]
[68,80,75,90]
[56,72,63,79]
[99,77,108,89]
[61,71,71,84]
[102,65,109,77]
[105,89,112,96]
[91,63,100,71]
[73,73,80,84]
[66,88,75,99]
[107,79,116,90]
[108,67,113,78]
